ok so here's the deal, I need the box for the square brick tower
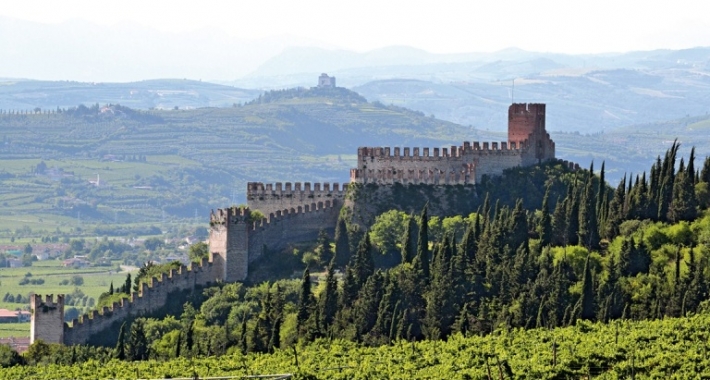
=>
[508,103,554,163]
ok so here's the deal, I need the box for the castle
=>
[317,73,336,88]
[31,103,561,346]
[351,103,554,184]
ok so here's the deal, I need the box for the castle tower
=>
[30,294,65,344]
[209,207,251,282]
[508,103,554,163]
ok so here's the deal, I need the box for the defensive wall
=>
[351,103,555,185]
[31,258,219,345]
[209,200,340,282]
[247,182,348,216]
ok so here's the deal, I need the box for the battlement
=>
[352,103,555,185]
[247,181,348,216]
[357,140,528,160]
[65,257,216,345]
[509,103,545,116]
[210,206,252,225]
[30,294,65,345]
[251,199,337,231]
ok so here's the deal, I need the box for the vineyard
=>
[3,310,710,379]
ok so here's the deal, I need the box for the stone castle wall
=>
[248,200,340,255]
[30,294,64,345]
[351,103,556,185]
[32,259,219,345]
[350,141,527,185]
[209,201,340,282]
[247,182,348,216]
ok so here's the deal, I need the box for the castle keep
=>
[350,103,554,184]
[32,103,558,346]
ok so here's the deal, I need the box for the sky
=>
[3,0,709,54]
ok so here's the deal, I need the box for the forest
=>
[2,142,710,379]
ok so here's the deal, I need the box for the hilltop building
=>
[31,103,570,347]
[317,73,336,88]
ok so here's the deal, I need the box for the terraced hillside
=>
[0,87,470,232]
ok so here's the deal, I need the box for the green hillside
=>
[0,87,468,236]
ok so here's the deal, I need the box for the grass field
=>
[0,322,29,339]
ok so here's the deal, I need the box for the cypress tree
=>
[401,215,418,264]
[128,319,148,361]
[668,161,698,222]
[564,181,580,246]
[538,187,552,246]
[579,254,595,320]
[352,271,386,340]
[701,156,710,184]
[109,281,114,295]
[578,171,599,250]
[353,233,375,287]
[596,161,606,217]
[508,199,528,251]
[373,278,400,343]
[604,175,626,239]
[124,273,132,295]
[551,195,567,246]
[319,263,338,331]
[114,322,127,360]
[184,320,194,356]
[296,268,314,336]
[333,217,350,269]
[238,314,248,354]
[688,147,696,185]
[413,204,430,281]
[316,229,333,267]
[339,265,360,306]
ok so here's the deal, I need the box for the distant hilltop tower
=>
[350,103,556,185]
[318,73,336,88]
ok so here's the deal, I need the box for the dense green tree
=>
[538,187,552,246]
[578,254,595,321]
[296,268,315,337]
[315,229,333,267]
[114,322,127,360]
[333,217,350,269]
[413,205,430,281]
[352,233,375,288]
[604,175,626,239]
[401,214,418,264]
[668,160,698,222]
[578,169,599,250]
[319,264,338,332]
[128,319,148,361]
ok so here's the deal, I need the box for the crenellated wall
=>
[247,182,348,216]
[209,200,340,282]
[32,258,220,346]
[351,103,556,185]
[30,294,64,344]
[248,200,340,255]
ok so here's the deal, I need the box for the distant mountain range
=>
[2,17,709,135]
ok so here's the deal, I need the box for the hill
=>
[0,79,260,111]
[0,87,470,233]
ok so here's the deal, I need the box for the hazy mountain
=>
[0,79,261,110]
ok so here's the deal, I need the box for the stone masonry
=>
[350,103,555,184]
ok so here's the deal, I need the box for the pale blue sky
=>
[3,0,709,54]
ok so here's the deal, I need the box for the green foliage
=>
[369,210,409,255]
[188,242,209,263]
